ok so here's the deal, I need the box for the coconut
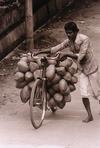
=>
[59,59,73,68]
[15,71,25,82]
[28,80,35,89]
[71,76,78,84]
[48,59,57,65]
[33,69,42,80]
[52,83,59,92]
[25,71,34,83]
[68,67,77,75]
[69,84,76,92]
[20,85,31,103]
[56,67,66,76]
[52,73,61,84]
[54,93,63,103]
[48,87,55,96]
[57,99,66,109]
[16,81,27,89]
[21,56,28,63]
[54,93,65,109]
[18,60,29,73]
[59,79,68,94]
[29,62,39,73]
[59,59,68,67]
[62,86,70,95]
[65,58,73,68]
[48,98,56,108]
[64,72,72,82]
[64,94,71,102]
[46,64,56,80]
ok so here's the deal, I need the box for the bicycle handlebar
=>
[31,53,60,62]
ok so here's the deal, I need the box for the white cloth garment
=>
[79,71,100,100]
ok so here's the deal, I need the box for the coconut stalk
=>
[25,0,34,50]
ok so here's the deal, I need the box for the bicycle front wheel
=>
[30,79,46,129]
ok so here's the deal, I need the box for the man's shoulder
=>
[78,33,89,40]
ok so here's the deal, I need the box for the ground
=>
[0,1,100,148]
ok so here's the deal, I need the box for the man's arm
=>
[33,39,68,56]
[60,52,78,61]
[51,39,68,54]
[33,48,51,56]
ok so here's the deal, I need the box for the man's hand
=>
[55,51,61,57]
[55,52,64,61]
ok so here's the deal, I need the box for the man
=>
[34,21,100,122]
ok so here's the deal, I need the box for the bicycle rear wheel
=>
[30,79,46,129]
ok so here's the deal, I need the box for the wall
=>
[0,0,74,60]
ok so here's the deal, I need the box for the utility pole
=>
[25,0,34,51]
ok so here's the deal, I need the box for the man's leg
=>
[88,71,100,114]
[82,97,93,122]
[79,73,93,122]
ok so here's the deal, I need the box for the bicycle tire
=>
[30,79,46,129]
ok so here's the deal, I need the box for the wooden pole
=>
[25,0,34,51]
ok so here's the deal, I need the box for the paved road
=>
[0,1,100,148]
[0,90,100,148]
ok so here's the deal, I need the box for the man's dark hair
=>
[64,22,79,33]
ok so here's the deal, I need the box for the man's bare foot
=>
[82,116,93,123]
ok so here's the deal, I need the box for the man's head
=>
[64,22,79,41]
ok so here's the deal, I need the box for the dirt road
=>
[0,1,100,148]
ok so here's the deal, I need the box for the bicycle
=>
[30,53,60,129]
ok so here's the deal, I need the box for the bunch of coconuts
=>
[15,52,78,109]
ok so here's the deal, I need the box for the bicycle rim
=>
[30,79,46,129]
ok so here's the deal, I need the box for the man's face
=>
[65,30,77,41]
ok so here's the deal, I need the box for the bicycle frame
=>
[40,57,48,109]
